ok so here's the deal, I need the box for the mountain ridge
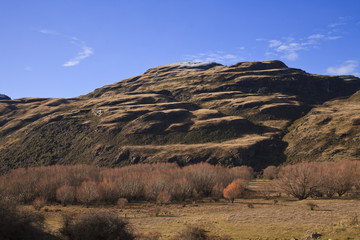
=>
[1,60,360,173]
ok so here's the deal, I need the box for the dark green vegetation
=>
[1,60,360,172]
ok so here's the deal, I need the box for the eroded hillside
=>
[1,60,360,172]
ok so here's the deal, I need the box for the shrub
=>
[323,161,354,197]
[275,162,320,200]
[76,181,99,207]
[172,226,233,240]
[60,210,134,240]
[0,197,47,240]
[183,163,218,197]
[306,202,319,211]
[116,172,146,201]
[98,178,119,204]
[262,165,278,180]
[56,185,76,206]
[117,198,128,209]
[32,197,47,211]
[211,183,224,201]
[232,178,249,189]
[223,182,243,203]
[156,191,172,205]
[145,174,172,201]
[171,177,194,202]
[149,206,161,217]
[229,166,254,181]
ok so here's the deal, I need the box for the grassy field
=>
[23,197,360,240]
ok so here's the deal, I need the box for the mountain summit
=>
[1,60,360,172]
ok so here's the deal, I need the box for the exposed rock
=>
[1,60,360,173]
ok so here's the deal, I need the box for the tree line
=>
[1,160,360,207]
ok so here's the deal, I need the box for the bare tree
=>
[56,185,76,206]
[76,181,99,207]
[276,162,320,200]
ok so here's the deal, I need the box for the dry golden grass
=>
[23,197,360,240]
[285,91,360,163]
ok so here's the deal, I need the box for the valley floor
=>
[24,197,360,240]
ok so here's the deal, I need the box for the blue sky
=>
[1,0,360,99]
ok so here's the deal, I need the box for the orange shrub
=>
[223,182,243,203]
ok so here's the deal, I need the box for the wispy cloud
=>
[63,46,93,67]
[327,60,358,75]
[263,18,354,61]
[269,40,282,48]
[37,28,93,67]
[268,40,308,61]
[329,22,345,28]
[38,29,59,35]
[183,51,243,65]
[308,34,324,39]
[327,36,342,40]
[63,36,94,67]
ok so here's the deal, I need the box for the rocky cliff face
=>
[0,60,359,172]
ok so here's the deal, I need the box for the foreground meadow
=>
[2,161,360,239]
[22,196,360,240]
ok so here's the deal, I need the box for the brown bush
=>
[171,177,194,202]
[115,198,126,210]
[115,172,146,201]
[262,165,278,180]
[223,182,243,203]
[56,185,76,206]
[172,226,233,240]
[276,162,320,200]
[76,181,99,207]
[145,174,172,201]
[98,178,119,204]
[211,183,224,201]
[60,210,134,240]
[32,197,47,211]
[183,163,218,197]
[156,191,172,205]
[229,166,254,181]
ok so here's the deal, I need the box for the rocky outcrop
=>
[0,60,360,172]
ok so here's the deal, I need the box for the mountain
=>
[0,60,360,173]
[284,90,360,163]
[0,94,10,100]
